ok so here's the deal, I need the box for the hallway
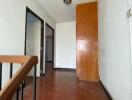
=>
[24,67,110,100]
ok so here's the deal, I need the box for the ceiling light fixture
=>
[64,0,72,5]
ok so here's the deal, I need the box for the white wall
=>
[0,0,56,86]
[55,21,76,69]
[128,0,132,92]
[26,21,41,77]
[99,0,132,100]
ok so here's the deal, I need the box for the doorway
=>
[25,7,44,76]
[45,23,54,74]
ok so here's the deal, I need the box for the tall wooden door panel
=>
[76,2,99,81]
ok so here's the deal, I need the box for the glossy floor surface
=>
[24,63,110,100]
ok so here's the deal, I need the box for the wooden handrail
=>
[0,55,31,64]
[0,55,38,100]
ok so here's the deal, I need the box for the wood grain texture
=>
[23,67,110,100]
[76,2,99,81]
[0,55,31,64]
[0,56,38,100]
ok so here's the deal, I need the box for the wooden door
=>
[76,2,99,81]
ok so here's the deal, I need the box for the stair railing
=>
[0,55,38,100]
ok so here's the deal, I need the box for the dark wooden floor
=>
[23,63,110,100]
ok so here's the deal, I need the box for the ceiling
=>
[38,0,97,22]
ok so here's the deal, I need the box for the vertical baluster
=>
[16,88,19,100]
[21,63,24,100]
[33,65,36,100]
[10,63,13,78]
[0,63,2,90]
[21,81,24,100]
[10,63,13,100]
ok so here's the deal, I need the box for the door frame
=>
[45,23,55,69]
[24,7,44,76]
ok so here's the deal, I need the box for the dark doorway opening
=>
[45,23,54,74]
[25,7,44,76]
